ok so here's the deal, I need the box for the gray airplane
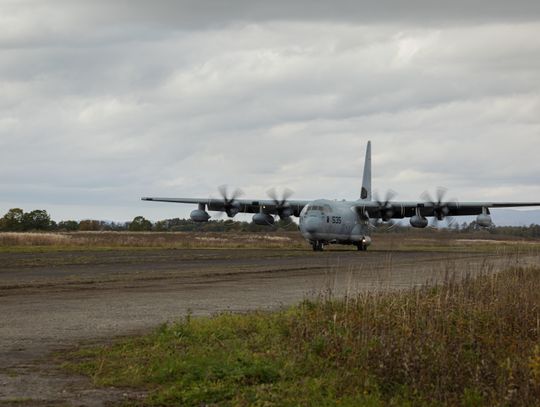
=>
[142,141,540,251]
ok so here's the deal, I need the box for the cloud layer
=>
[1,1,539,221]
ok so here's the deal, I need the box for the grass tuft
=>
[65,266,540,406]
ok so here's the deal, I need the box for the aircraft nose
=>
[303,217,320,234]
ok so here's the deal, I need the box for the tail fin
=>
[360,141,371,200]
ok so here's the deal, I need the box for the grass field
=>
[2,231,540,254]
[2,231,540,405]
[0,231,306,251]
[64,264,540,406]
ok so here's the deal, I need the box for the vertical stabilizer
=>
[360,141,371,200]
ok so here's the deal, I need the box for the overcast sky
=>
[1,0,540,222]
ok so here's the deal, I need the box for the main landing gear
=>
[356,242,368,251]
[312,241,324,251]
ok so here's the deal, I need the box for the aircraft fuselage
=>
[299,199,371,251]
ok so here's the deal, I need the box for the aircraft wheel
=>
[312,241,324,251]
[356,243,367,251]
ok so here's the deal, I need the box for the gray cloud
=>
[0,2,539,221]
[3,0,540,49]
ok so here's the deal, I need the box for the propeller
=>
[217,184,243,218]
[420,187,457,228]
[362,190,397,231]
[373,190,397,222]
[267,187,294,220]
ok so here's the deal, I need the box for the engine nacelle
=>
[279,207,293,218]
[477,213,493,227]
[252,213,274,225]
[227,203,241,218]
[190,209,210,222]
[410,215,428,228]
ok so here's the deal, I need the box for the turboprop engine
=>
[267,187,294,220]
[190,209,210,222]
[217,185,243,218]
[252,213,274,225]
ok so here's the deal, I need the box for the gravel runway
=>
[0,246,538,406]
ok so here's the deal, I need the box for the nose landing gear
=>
[312,241,324,251]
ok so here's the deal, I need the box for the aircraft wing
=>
[141,197,310,216]
[355,201,540,219]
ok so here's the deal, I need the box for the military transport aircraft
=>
[142,141,540,251]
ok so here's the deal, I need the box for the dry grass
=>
[66,265,540,406]
[0,232,73,246]
[296,266,540,405]
[0,231,305,250]
[2,232,539,255]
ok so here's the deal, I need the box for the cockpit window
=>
[305,205,329,213]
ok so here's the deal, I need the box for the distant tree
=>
[109,221,129,231]
[79,220,102,231]
[532,224,540,238]
[21,209,52,230]
[58,220,80,231]
[165,218,185,231]
[99,222,112,231]
[153,220,168,231]
[128,216,153,232]
[0,208,25,231]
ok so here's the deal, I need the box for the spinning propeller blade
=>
[267,187,294,220]
[217,184,243,218]
[373,189,397,222]
[421,187,457,228]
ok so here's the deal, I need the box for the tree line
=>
[0,208,298,232]
[1,207,540,237]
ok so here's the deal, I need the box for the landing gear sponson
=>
[311,240,368,252]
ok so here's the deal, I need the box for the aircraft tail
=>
[360,141,371,200]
